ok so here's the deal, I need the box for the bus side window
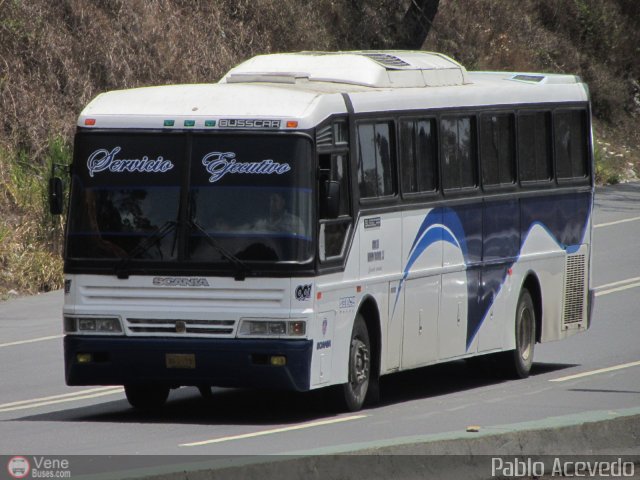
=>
[357,121,395,199]
[400,118,437,194]
[441,116,477,191]
[319,153,352,261]
[518,111,552,182]
[480,113,515,187]
[554,110,588,181]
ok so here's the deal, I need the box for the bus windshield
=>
[66,132,314,266]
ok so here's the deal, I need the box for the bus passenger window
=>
[357,122,395,198]
[480,114,515,187]
[400,119,437,194]
[554,110,588,180]
[518,112,552,182]
[441,116,477,191]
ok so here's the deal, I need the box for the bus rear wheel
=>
[507,288,536,378]
[340,315,371,412]
[124,384,170,410]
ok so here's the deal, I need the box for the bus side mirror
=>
[49,177,64,215]
[322,180,341,219]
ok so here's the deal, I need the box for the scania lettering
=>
[53,51,594,411]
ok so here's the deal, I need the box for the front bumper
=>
[64,335,313,392]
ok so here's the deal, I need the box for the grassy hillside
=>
[1,0,638,297]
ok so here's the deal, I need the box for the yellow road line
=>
[550,360,640,383]
[180,414,368,447]
[0,387,124,413]
[0,335,63,348]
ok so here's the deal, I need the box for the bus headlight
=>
[238,319,306,338]
[64,316,123,334]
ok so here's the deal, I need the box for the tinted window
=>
[441,116,477,191]
[321,222,350,259]
[357,122,395,198]
[480,113,515,186]
[518,112,552,182]
[555,110,588,180]
[67,134,185,259]
[319,151,352,262]
[329,154,350,216]
[400,119,437,194]
[189,135,314,263]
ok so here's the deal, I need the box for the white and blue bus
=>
[54,51,594,411]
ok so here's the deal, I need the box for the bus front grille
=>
[79,285,286,308]
[126,318,236,336]
[563,254,586,325]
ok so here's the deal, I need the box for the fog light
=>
[270,355,287,366]
[77,353,92,364]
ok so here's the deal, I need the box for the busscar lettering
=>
[218,119,281,128]
[202,151,291,183]
[87,147,174,177]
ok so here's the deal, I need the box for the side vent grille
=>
[316,124,333,148]
[564,254,586,325]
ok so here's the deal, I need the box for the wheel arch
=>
[521,272,543,343]
[356,295,382,379]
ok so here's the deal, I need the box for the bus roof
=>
[78,51,589,130]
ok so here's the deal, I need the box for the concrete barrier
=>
[85,407,640,480]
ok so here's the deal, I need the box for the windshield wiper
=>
[189,219,250,281]
[115,221,177,279]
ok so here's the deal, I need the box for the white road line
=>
[595,281,640,297]
[594,216,640,228]
[550,360,640,383]
[0,386,122,408]
[180,414,368,447]
[0,334,64,348]
[0,387,124,413]
[594,277,640,291]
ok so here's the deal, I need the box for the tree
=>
[397,0,440,50]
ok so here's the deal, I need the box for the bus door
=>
[399,208,442,369]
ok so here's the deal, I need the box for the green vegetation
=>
[0,138,70,298]
[0,0,638,297]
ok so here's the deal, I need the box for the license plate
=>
[165,353,196,369]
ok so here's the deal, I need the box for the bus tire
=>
[124,384,169,410]
[340,314,371,412]
[507,288,536,378]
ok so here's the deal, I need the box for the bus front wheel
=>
[340,314,371,412]
[124,384,170,410]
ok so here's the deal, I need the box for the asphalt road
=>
[1,184,639,459]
